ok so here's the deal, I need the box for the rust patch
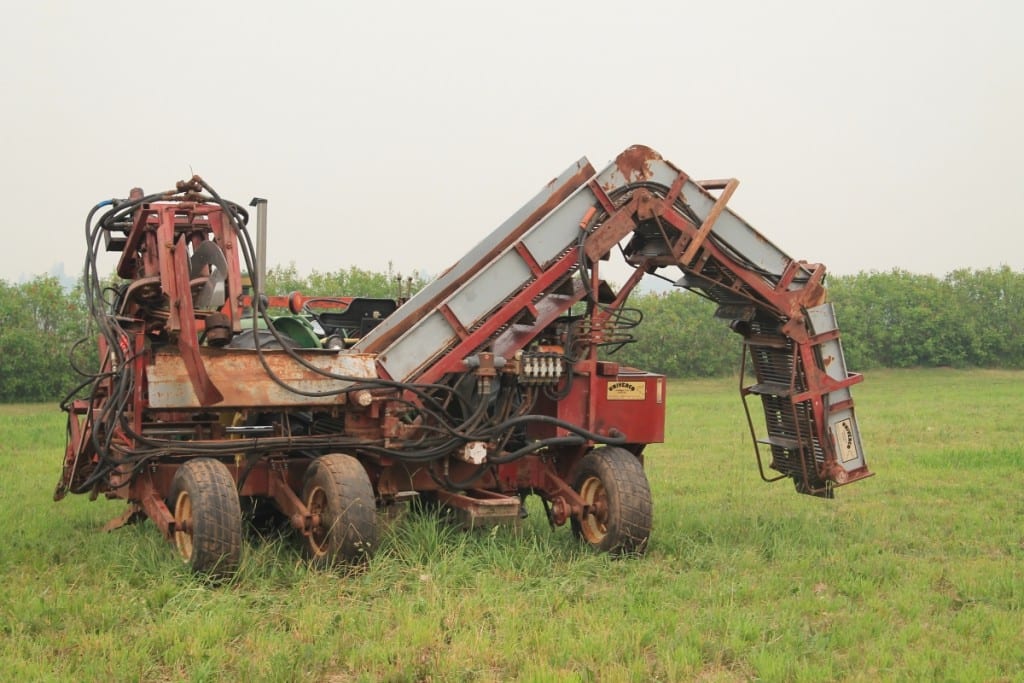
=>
[614,145,661,183]
[146,349,376,408]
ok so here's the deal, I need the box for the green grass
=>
[0,369,1021,681]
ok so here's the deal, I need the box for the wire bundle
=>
[59,179,627,497]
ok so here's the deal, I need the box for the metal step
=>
[758,435,802,450]
[745,382,792,397]
[436,489,523,530]
[744,322,869,490]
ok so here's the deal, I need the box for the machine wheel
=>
[302,454,378,567]
[168,458,243,577]
[570,447,652,556]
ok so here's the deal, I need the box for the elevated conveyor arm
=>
[352,145,870,494]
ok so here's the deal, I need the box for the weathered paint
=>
[146,349,378,408]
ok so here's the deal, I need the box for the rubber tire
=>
[570,447,653,556]
[168,458,243,578]
[302,454,378,567]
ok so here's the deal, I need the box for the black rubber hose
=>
[485,435,586,465]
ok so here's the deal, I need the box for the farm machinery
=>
[56,146,871,576]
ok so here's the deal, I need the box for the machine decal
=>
[834,418,859,463]
[606,381,646,401]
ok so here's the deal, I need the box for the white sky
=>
[1,0,1021,284]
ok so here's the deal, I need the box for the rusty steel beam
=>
[146,349,377,409]
[355,159,597,356]
[679,178,739,266]
[413,247,581,386]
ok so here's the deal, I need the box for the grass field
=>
[0,369,1021,681]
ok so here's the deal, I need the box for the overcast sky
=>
[1,0,1020,286]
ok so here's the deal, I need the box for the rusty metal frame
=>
[267,467,317,536]
[739,323,870,492]
[357,160,597,356]
[414,247,583,386]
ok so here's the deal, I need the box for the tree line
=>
[1,266,1021,403]
[614,266,1024,374]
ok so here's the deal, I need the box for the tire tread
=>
[303,453,378,566]
[169,458,242,577]
[571,447,653,555]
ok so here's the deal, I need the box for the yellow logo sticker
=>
[606,381,646,401]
